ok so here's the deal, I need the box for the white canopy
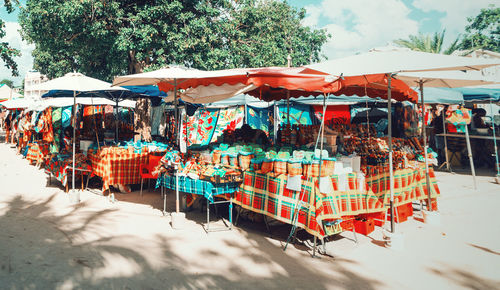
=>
[31,72,125,92]
[307,49,500,77]
[1,98,32,109]
[397,70,497,88]
[112,66,211,87]
[25,98,136,112]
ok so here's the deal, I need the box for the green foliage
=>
[460,6,500,52]
[0,78,14,87]
[1,0,21,76]
[19,0,329,81]
[394,29,460,55]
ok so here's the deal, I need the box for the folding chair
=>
[140,155,163,197]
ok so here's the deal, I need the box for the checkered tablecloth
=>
[26,143,50,165]
[156,174,239,203]
[88,150,149,191]
[44,155,93,187]
[234,165,440,238]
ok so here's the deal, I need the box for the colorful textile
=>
[52,108,62,153]
[234,166,440,238]
[212,106,244,142]
[62,106,72,128]
[88,149,149,191]
[314,105,351,125]
[44,154,93,187]
[247,106,272,135]
[155,174,239,203]
[184,108,219,146]
[446,108,471,133]
[26,143,50,165]
[278,104,313,125]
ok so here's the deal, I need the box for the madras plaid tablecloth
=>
[26,143,50,165]
[88,150,149,191]
[44,155,93,187]
[156,174,239,203]
[365,165,440,207]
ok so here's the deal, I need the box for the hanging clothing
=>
[134,98,152,142]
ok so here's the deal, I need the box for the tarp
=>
[453,88,500,102]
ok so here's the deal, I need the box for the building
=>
[24,70,48,100]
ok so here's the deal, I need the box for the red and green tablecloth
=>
[44,154,93,188]
[88,150,149,191]
[233,165,440,238]
[26,142,50,165]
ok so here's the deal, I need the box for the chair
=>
[140,154,163,197]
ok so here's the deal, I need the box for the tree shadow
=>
[429,267,500,290]
[0,192,385,289]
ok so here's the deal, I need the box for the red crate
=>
[354,218,375,235]
[340,216,355,231]
[360,212,385,227]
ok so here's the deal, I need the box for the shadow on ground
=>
[0,192,387,289]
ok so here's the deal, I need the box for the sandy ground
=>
[0,137,499,289]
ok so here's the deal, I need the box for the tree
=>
[0,0,21,76]
[19,0,329,82]
[460,6,499,52]
[0,79,14,87]
[394,29,460,55]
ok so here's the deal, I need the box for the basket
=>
[274,159,288,175]
[228,153,239,168]
[238,152,254,170]
[287,159,302,176]
[261,159,274,174]
[221,153,230,166]
[212,150,221,164]
[251,159,263,171]
[323,157,336,176]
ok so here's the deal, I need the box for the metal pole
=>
[419,81,432,211]
[273,103,278,145]
[387,75,395,233]
[489,101,500,178]
[442,109,450,171]
[115,98,119,142]
[313,93,327,257]
[175,164,180,213]
[464,114,477,190]
[174,79,179,146]
[72,90,76,192]
[287,54,291,127]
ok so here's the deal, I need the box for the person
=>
[472,108,490,130]
[4,114,11,143]
[63,126,73,153]
[238,124,270,146]
[431,106,447,165]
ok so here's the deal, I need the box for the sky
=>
[0,0,497,86]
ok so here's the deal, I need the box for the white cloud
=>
[302,4,322,27]
[0,22,34,86]
[303,0,419,60]
[412,0,496,36]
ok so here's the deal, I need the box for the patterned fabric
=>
[234,166,440,238]
[314,105,351,125]
[88,150,149,191]
[44,154,93,187]
[184,108,219,146]
[62,106,72,128]
[446,108,471,133]
[26,143,50,165]
[247,106,272,135]
[278,104,313,125]
[155,174,239,203]
[51,108,62,153]
[212,106,244,142]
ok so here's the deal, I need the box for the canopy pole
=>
[174,79,179,147]
[442,109,450,172]
[115,98,119,142]
[419,81,432,211]
[72,90,77,195]
[464,121,477,190]
[489,100,500,179]
[273,102,278,145]
[286,54,292,127]
[387,75,395,233]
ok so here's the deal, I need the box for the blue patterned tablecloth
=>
[156,174,239,202]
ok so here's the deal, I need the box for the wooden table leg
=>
[81,172,84,191]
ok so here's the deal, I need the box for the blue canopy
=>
[416,87,464,104]
[452,88,500,103]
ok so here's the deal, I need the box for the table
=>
[88,150,149,192]
[45,155,93,191]
[436,133,499,140]
[233,166,440,238]
[156,173,240,231]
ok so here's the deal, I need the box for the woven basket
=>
[287,160,302,176]
[221,154,230,166]
[239,153,253,170]
[212,150,221,164]
[251,159,262,171]
[261,159,274,174]
[229,154,239,168]
[274,159,288,175]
